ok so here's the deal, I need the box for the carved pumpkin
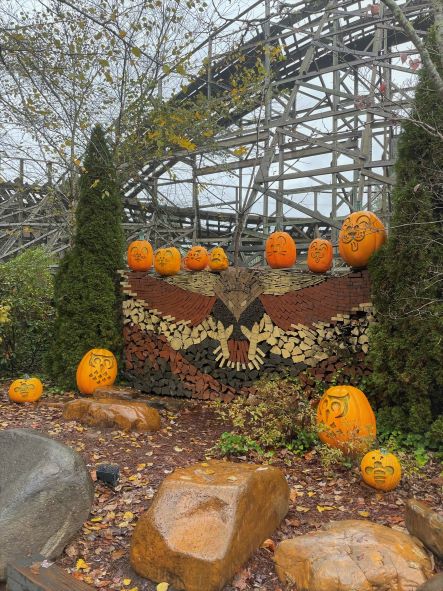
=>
[265,232,296,269]
[76,348,118,395]
[360,449,401,491]
[307,239,333,273]
[127,239,153,272]
[208,247,229,272]
[154,247,181,276]
[8,377,43,403]
[317,385,376,453]
[339,211,386,268]
[184,246,209,271]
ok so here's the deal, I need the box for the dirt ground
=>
[1,385,442,591]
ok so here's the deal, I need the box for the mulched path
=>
[0,384,442,591]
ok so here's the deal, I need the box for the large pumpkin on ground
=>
[360,449,401,491]
[208,247,229,271]
[317,385,376,453]
[338,211,386,268]
[307,239,333,273]
[8,377,43,403]
[127,239,153,272]
[184,246,209,271]
[265,232,296,269]
[154,247,181,276]
[76,348,118,395]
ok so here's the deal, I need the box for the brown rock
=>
[130,460,289,591]
[63,398,161,432]
[406,499,443,559]
[274,520,432,591]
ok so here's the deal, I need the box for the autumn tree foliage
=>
[46,125,125,387]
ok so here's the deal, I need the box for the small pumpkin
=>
[360,449,401,491]
[154,247,181,276]
[127,239,153,272]
[265,232,297,269]
[8,377,43,403]
[208,247,229,272]
[184,246,209,271]
[307,239,333,273]
[317,385,376,453]
[76,348,118,395]
[339,211,386,268]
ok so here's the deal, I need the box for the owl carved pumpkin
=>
[360,449,401,491]
[307,239,333,273]
[184,246,209,271]
[208,247,229,272]
[266,232,297,269]
[76,348,118,395]
[317,385,376,453]
[8,377,43,403]
[154,247,181,276]
[127,239,153,272]
[339,211,386,268]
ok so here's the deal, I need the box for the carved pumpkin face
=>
[307,239,333,273]
[208,247,229,271]
[76,348,118,395]
[154,247,181,276]
[317,385,376,453]
[266,232,297,269]
[184,246,209,271]
[339,211,386,268]
[8,378,43,403]
[360,449,401,491]
[127,240,153,272]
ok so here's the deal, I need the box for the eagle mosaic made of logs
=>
[122,268,373,400]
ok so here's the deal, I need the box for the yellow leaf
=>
[118,521,129,528]
[123,511,134,521]
[75,559,90,572]
[307,491,316,497]
[157,584,169,591]
[123,579,132,586]
[128,588,138,591]
[295,506,310,513]
[119,30,127,38]
[358,511,370,517]
[174,446,184,452]
[136,463,146,471]
[227,476,237,481]
[90,517,102,522]
[316,505,336,512]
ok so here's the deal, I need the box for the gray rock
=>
[406,499,443,559]
[416,573,443,591]
[0,429,94,580]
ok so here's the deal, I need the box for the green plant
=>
[46,125,125,388]
[316,444,353,471]
[0,247,54,375]
[216,432,263,456]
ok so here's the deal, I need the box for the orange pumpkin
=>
[360,449,401,491]
[127,239,153,272]
[307,239,333,273]
[76,348,118,395]
[317,385,376,453]
[208,247,229,271]
[339,211,386,268]
[154,247,181,276]
[265,232,297,269]
[8,377,43,403]
[184,246,209,271]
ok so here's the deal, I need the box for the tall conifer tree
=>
[47,125,125,387]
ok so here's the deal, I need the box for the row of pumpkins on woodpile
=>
[127,211,386,275]
[317,384,401,492]
[8,354,401,493]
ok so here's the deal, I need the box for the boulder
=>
[63,398,161,432]
[274,520,432,591]
[0,429,94,581]
[406,499,443,559]
[130,460,289,591]
[417,573,443,591]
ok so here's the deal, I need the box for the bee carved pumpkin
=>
[127,239,153,272]
[208,247,229,272]
[360,449,401,491]
[317,385,376,453]
[184,246,209,271]
[339,211,386,268]
[307,239,333,273]
[76,348,118,395]
[154,247,181,276]
[8,377,43,403]
[265,232,297,269]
